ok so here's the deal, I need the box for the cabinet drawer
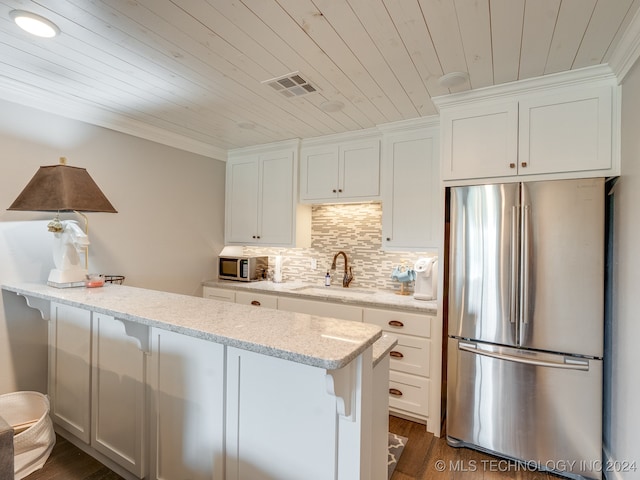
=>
[278,297,362,322]
[388,332,430,377]
[364,308,431,337]
[388,371,429,417]
[235,291,278,309]
[203,287,236,303]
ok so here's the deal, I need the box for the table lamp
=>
[7,157,117,287]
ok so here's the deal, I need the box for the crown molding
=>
[608,4,640,83]
[0,76,227,161]
[432,64,617,110]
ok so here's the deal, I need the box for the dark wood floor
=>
[389,416,556,480]
[25,416,557,480]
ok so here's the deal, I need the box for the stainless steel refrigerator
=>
[447,178,604,480]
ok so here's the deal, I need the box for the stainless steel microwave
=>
[218,256,268,282]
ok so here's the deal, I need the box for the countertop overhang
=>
[1,282,383,370]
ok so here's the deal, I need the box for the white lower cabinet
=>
[235,291,278,309]
[363,307,433,424]
[203,286,236,302]
[147,328,225,480]
[49,303,147,478]
[49,303,92,443]
[91,314,146,477]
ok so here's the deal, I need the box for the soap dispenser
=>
[325,271,331,286]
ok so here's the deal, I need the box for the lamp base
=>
[47,268,87,288]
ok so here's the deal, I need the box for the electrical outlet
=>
[310,258,317,270]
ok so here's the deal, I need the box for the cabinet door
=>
[225,156,259,243]
[91,314,146,477]
[258,151,296,245]
[148,328,225,480]
[299,145,340,201]
[49,303,92,443]
[441,101,519,180]
[339,139,381,200]
[382,128,440,249]
[519,86,613,175]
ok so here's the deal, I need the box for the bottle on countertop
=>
[325,271,331,287]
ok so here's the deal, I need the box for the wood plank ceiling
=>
[0,0,639,159]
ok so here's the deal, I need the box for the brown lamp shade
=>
[8,164,117,213]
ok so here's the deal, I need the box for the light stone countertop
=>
[203,279,438,315]
[1,282,382,370]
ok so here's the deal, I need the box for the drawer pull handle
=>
[388,320,404,328]
[389,388,403,397]
[250,300,261,306]
[509,162,516,169]
[389,351,404,359]
[521,161,528,168]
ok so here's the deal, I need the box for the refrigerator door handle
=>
[458,343,590,371]
[510,205,519,325]
[521,204,531,326]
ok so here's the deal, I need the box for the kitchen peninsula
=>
[1,281,392,480]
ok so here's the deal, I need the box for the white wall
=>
[0,98,226,394]
[608,62,640,477]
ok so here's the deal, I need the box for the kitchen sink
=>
[291,286,375,296]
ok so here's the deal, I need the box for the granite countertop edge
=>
[1,282,382,371]
[203,279,438,315]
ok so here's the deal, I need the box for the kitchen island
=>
[1,281,392,480]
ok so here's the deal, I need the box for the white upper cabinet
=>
[440,101,519,179]
[300,131,381,203]
[518,86,612,175]
[436,66,620,183]
[380,119,441,250]
[225,140,310,247]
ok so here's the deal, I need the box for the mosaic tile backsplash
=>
[243,203,438,292]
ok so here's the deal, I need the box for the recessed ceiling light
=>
[319,101,344,113]
[438,71,469,88]
[10,10,60,38]
[237,121,256,130]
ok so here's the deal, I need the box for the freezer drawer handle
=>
[458,343,589,371]
[250,300,261,306]
[389,388,403,397]
[389,351,404,359]
[388,320,404,328]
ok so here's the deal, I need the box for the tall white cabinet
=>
[380,118,441,250]
[225,139,310,247]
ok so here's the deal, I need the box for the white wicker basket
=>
[0,391,55,479]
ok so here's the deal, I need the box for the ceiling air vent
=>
[262,72,317,98]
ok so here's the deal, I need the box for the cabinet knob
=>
[332,189,337,193]
[389,388,403,397]
[389,351,404,359]
[386,237,391,241]
[388,320,404,328]
[252,235,256,239]
[256,236,261,239]
[338,189,343,193]
[509,163,516,169]
[521,162,528,168]
[250,300,261,306]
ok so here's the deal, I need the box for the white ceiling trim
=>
[608,3,640,82]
